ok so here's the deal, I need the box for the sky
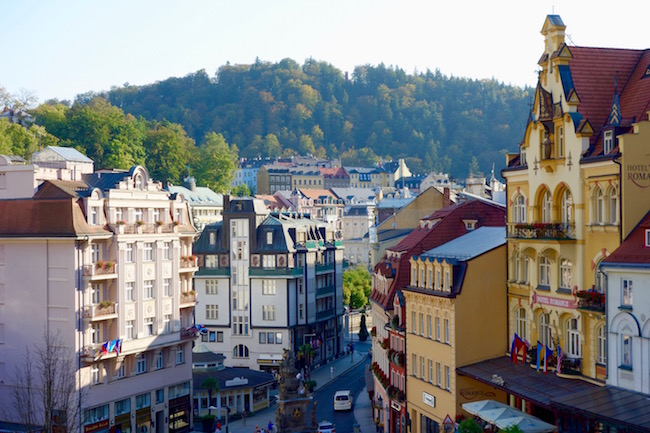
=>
[2,0,649,104]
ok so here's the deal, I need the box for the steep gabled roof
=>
[602,211,650,265]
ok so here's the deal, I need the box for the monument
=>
[275,349,317,433]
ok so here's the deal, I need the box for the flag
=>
[196,324,209,335]
[536,342,543,371]
[511,333,523,363]
[101,341,109,356]
[544,346,553,374]
[556,344,563,373]
[510,336,517,363]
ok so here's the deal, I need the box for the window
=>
[115,398,130,415]
[91,365,100,385]
[153,208,160,223]
[445,270,450,291]
[428,360,433,383]
[91,324,101,344]
[411,267,417,286]
[299,304,304,320]
[412,354,417,376]
[205,255,218,268]
[436,317,441,341]
[176,345,184,365]
[114,361,125,379]
[436,269,441,289]
[206,279,218,295]
[209,231,216,245]
[608,186,618,224]
[125,243,134,263]
[124,282,134,302]
[217,331,223,342]
[259,332,267,344]
[542,191,552,223]
[556,125,564,157]
[84,405,109,424]
[595,188,605,223]
[419,313,424,336]
[263,305,276,321]
[115,208,124,223]
[135,392,150,409]
[163,242,171,260]
[136,354,147,374]
[263,255,275,268]
[597,326,606,365]
[622,279,633,305]
[540,313,552,348]
[516,308,527,342]
[164,314,172,333]
[144,280,154,299]
[134,208,143,222]
[233,344,249,358]
[513,251,521,282]
[267,332,275,344]
[125,320,134,339]
[445,366,450,390]
[444,319,450,344]
[646,229,650,247]
[145,317,155,336]
[436,362,441,386]
[156,351,164,370]
[156,389,164,404]
[91,284,101,305]
[420,356,425,379]
[523,257,530,283]
[89,207,99,225]
[566,318,581,358]
[520,146,527,165]
[513,195,526,223]
[561,190,573,225]
[604,130,614,155]
[411,312,416,334]
[427,315,432,338]
[539,257,551,287]
[621,335,632,368]
[266,231,273,245]
[143,243,155,261]
[559,259,572,290]
[164,278,172,297]
[263,280,276,295]
[91,244,100,263]
[206,304,219,320]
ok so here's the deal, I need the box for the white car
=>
[333,390,353,411]
[317,421,336,433]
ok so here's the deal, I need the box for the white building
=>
[601,211,650,394]
[167,176,224,231]
[193,197,345,373]
[0,160,199,433]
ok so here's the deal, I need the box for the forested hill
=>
[100,59,532,179]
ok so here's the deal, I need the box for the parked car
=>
[333,390,353,411]
[317,421,336,433]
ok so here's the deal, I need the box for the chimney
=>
[443,187,451,207]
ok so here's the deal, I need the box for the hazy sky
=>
[2,0,649,103]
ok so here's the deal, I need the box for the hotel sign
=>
[422,392,436,408]
[627,163,650,189]
[531,291,576,309]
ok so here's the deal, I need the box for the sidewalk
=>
[202,349,369,433]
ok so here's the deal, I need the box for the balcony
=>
[577,290,606,313]
[316,285,335,297]
[316,308,335,321]
[180,291,197,306]
[316,262,335,274]
[83,302,118,321]
[112,222,180,234]
[249,267,303,277]
[388,349,405,369]
[507,222,576,240]
[180,256,198,271]
[83,262,117,280]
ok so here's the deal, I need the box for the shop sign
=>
[531,291,576,309]
[84,419,109,433]
[627,163,650,188]
[391,401,401,411]
[422,392,435,408]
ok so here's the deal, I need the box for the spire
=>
[607,76,621,126]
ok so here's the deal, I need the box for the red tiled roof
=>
[370,200,505,310]
[300,189,336,199]
[319,167,349,178]
[603,211,650,264]
[256,194,286,210]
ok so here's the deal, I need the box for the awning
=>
[462,400,556,433]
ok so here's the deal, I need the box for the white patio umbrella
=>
[479,406,525,425]
[495,415,556,433]
[462,399,510,416]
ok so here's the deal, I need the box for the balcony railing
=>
[180,291,197,305]
[180,256,198,269]
[112,222,180,234]
[508,222,576,240]
[83,302,117,320]
[316,285,335,297]
[249,267,303,277]
[316,262,335,273]
[315,309,335,321]
[577,290,606,312]
[84,262,117,278]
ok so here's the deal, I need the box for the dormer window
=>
[646,229,650,247]
[520,146,527,165]
[604,130,614,155]
[134,174,143,190]
[463,220,477,231]
[266,231,273,245]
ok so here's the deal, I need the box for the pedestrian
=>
[242,409,247,426]
[254,425,260,433]
[268,420,274,433]
[330,365,334,379]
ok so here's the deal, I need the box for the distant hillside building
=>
[167,176,224,231]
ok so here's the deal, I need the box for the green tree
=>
[498,426,524,433]
[200,377,219,415]
[194,132,238,193]
[343,265,372,309]
[231,184,251,197]
[144,120,195,184]
[358,313,369,342]
[458,418,483,433]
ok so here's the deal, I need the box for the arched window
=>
[559,259,572,290]
[233,344,249,358]
[516,308,527,341]
[514,195,526,223]
[608,186,618,224]
[542,191,552,223]
[511,251,521,282]
[134,174,143,190]
[566,318,581,358]
[597,325,606,365]
[561,189,573,225]
[595,188,605,223]
[594,258,606,293]
[539,313,553,348]
[539,256,551,287]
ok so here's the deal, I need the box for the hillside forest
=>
[1,59,532,188]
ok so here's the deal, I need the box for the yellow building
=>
[403,227,507,432]
[501,13,650,407]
